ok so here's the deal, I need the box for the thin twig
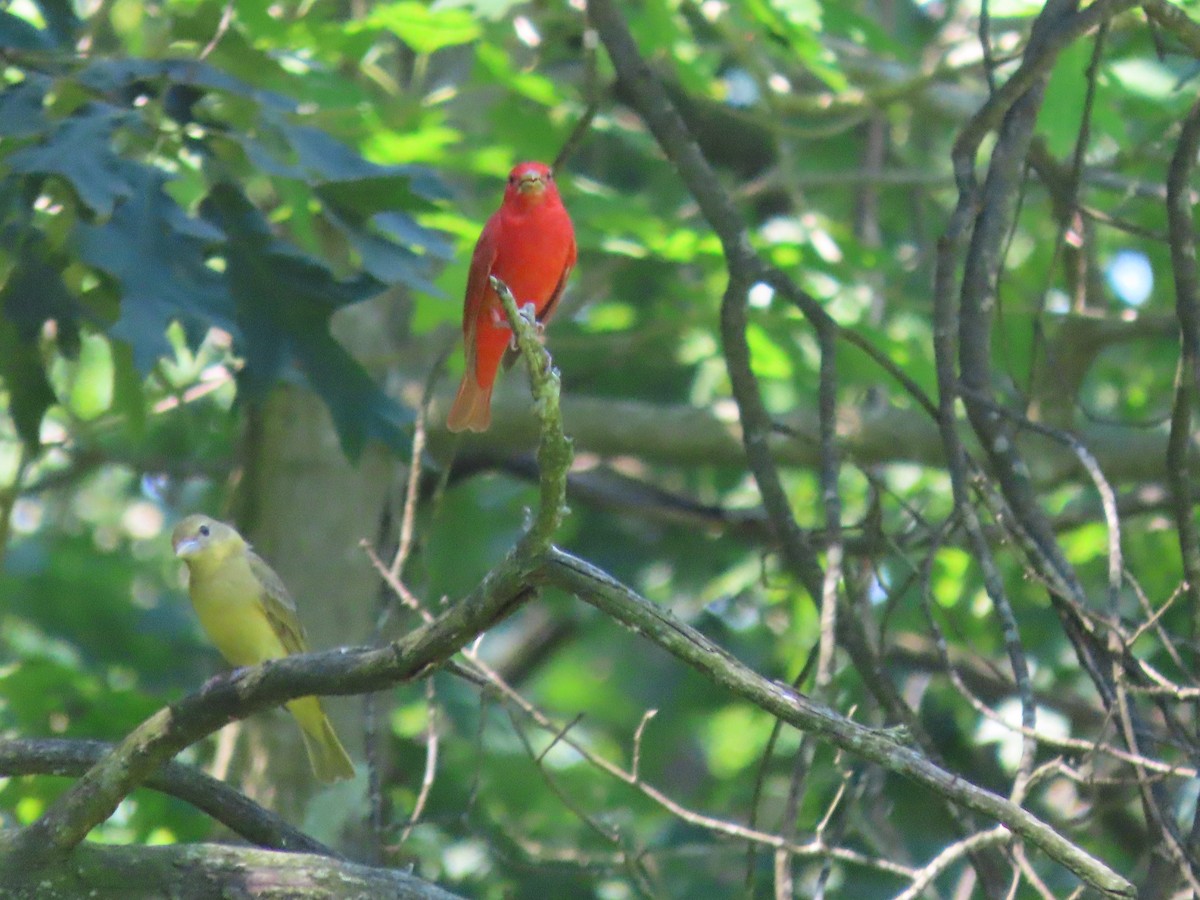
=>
[396,681,439,846]
[631,709,656,782]
[545,547,1134,897]
[894,827,1012,900]
[198,0,235,60]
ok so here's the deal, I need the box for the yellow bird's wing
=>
[248,551,311,656]
[246,549,354,782]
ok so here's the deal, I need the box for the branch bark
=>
[0,559,541,870]
[542,548,1133,897]
[0,842,463,900]
[426,385,1192,484]
[0,738,332,856]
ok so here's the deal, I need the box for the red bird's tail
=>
[446,370,493,432]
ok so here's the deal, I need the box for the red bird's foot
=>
[519,303,546,339]
[506,304,544,351]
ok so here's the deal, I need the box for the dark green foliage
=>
[0,0,1190,895]
[0,41,449,456]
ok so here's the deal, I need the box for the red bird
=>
[447,161,577,433]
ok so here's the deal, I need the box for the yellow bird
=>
[172,514,355,783]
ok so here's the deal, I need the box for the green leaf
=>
[289,327,413,458]
[431,0,525,21]
[373,211,454,259]
[746,321,793,379]
[820,4,906,57]
[0,317,56,449]
[202,183,412,457]
[1038,42,1097,158]
[0,11,52,50]
[476,44,562,106]
[985,0,1045,15]
[753,0,822,31]
[6,104,135,216]
[261,122,451,290]
[1108,57,1187,101]
[281,122,448,203]
[75,167,232,371]
[324,208,440,293]
[0,76,50,138]
[77,58,296,112]
[66,332,114,421]
[364,1,481,54]
[32,0,80,47]
[314,173,443,217]
[109,341,146,439]
[742,0,846,92]
[237,133,308,179]
[1,231,81,353]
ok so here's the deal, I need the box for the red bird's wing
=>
[461,213,502,361]
[446,213,502,433]
[536,236,578,325]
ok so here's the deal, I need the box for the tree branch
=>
[1,842,463,900]
[0,738,332,856]
[541,547,1134,897]
[491,275,572,552]
[0,558,541,870]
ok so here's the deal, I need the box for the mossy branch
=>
[490,275,573,553]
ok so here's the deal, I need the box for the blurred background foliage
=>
[0,0,1195,896]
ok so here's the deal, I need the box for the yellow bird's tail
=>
[287,696,355,783]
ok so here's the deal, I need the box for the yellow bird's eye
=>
[198,524,210,537]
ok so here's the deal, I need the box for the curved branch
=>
[491,275,572,552]
[541,548,1134,897]
[0,560,541,870]
[0,738,332,857]
[586,0,826,601]
[951,0,1137,190]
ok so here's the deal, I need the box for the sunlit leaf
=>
[66,333,114,421]
[364,1,481,54]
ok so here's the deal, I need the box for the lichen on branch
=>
[490,274,573,553]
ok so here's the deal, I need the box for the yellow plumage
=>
[172,514,354,783]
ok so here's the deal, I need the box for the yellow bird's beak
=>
[174,537,202,559]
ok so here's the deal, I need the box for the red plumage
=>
[446,161,577,433]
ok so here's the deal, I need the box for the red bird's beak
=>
[516,171,547,194]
